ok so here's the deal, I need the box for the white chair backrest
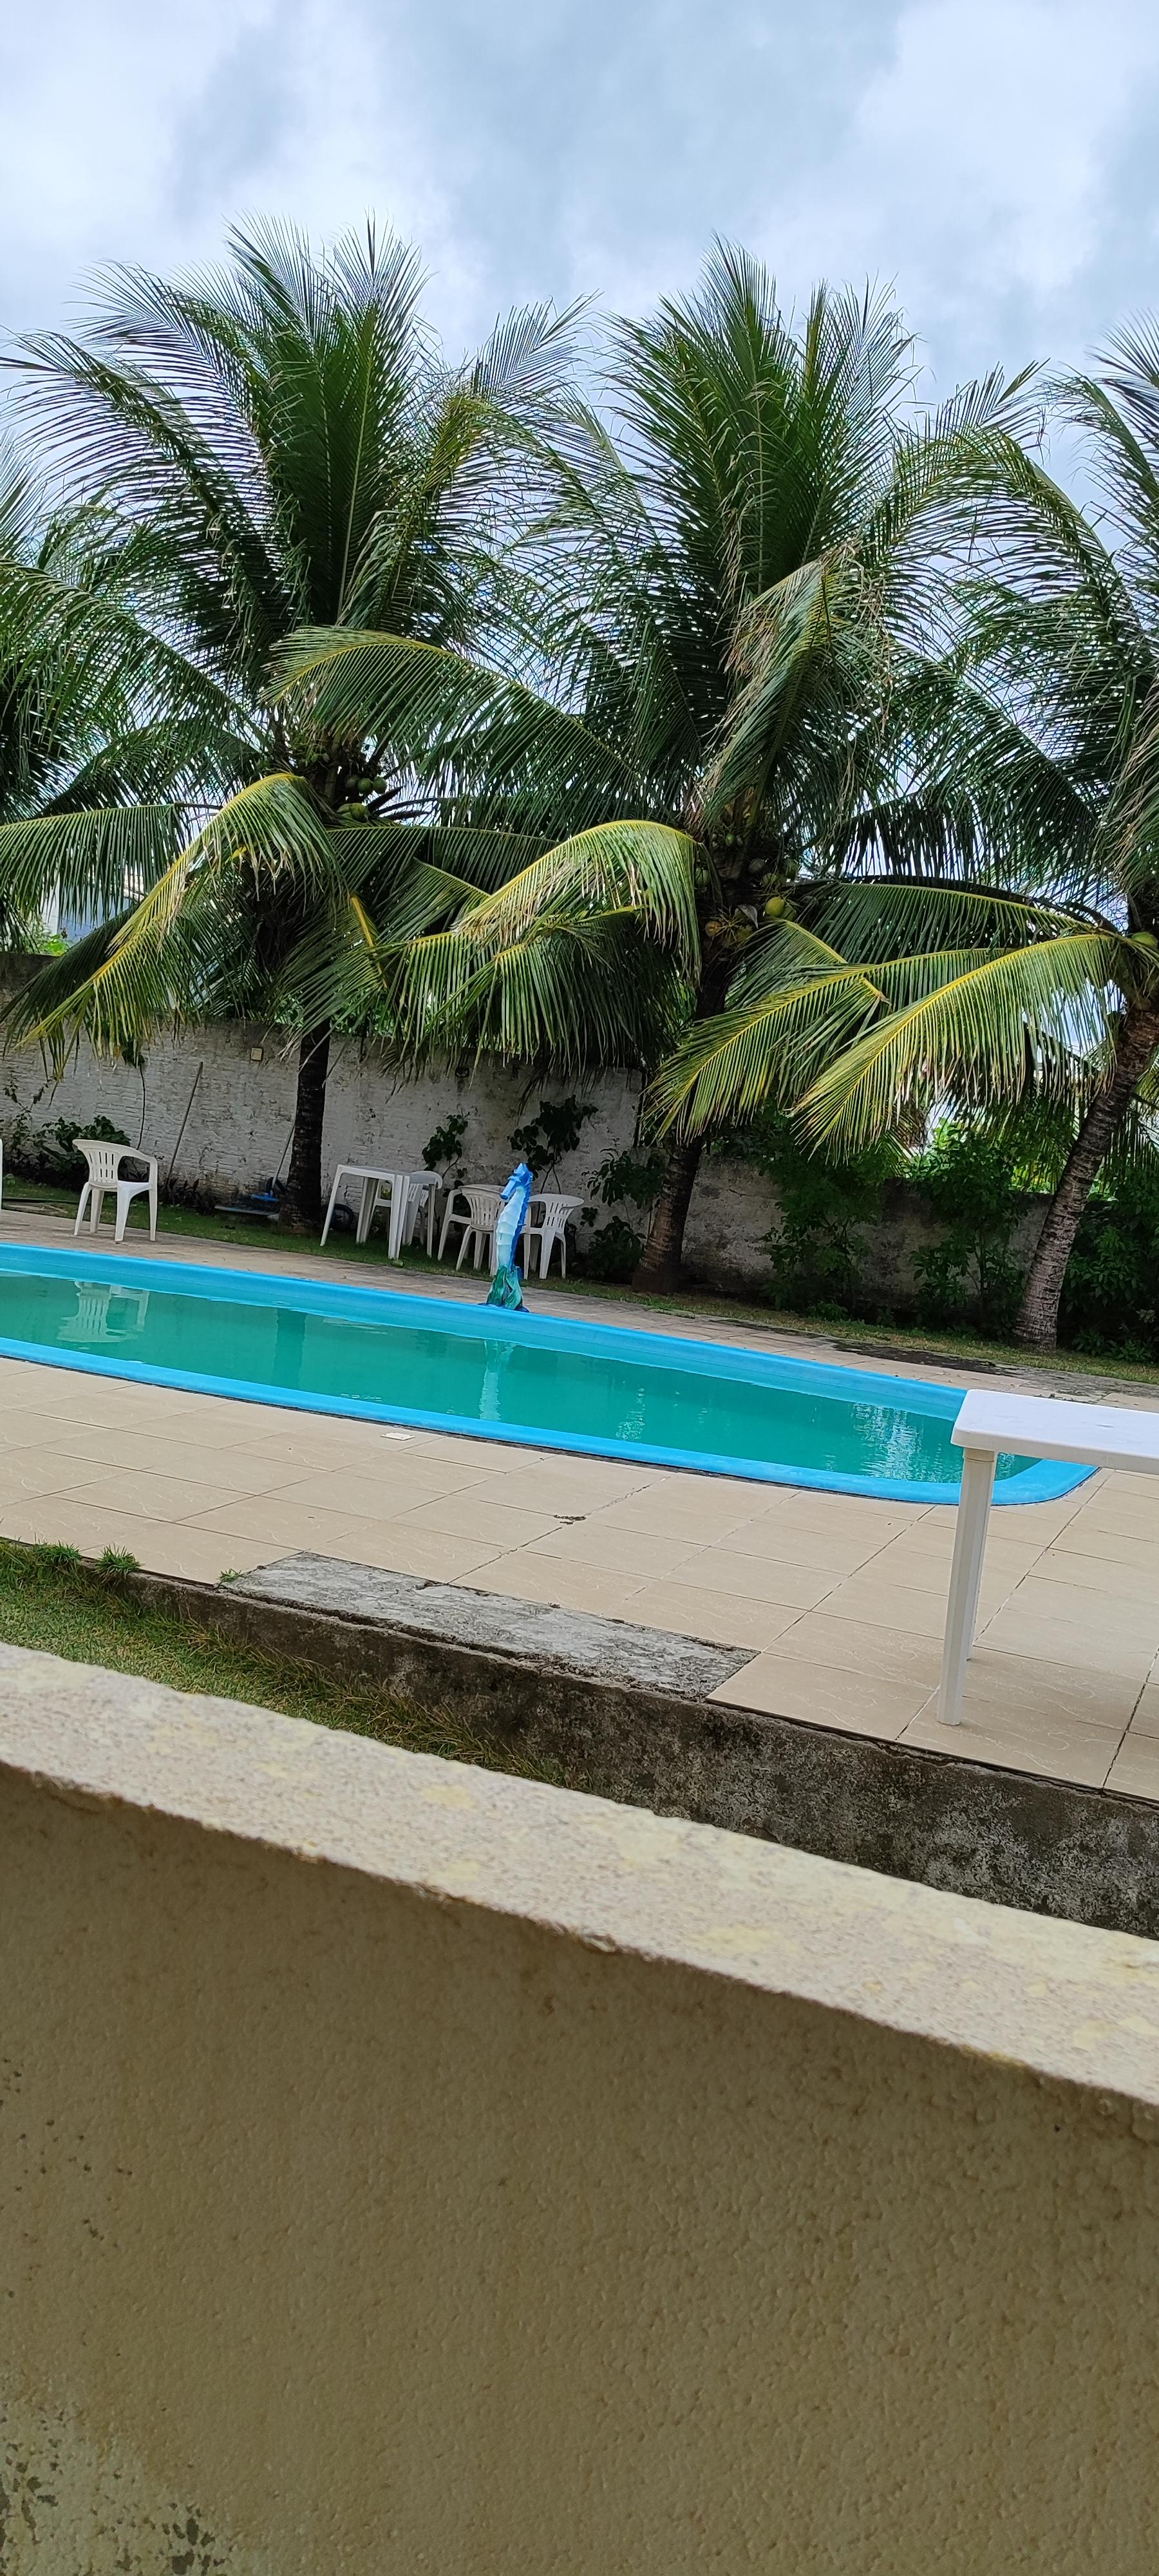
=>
[462,1186,502,1224]
[531,1192,579,1224]
[79,1139,126,1184]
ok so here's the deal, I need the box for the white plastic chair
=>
[438,1183,503,1270]
[73,1139,158,1244]
[523,1191,583,1279]
[400,1171,441,1255]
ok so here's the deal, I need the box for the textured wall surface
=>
[0,1007,643,1220]
[2,1642,1159,2572]
[0,969,1046,1296]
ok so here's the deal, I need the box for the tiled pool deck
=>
[3,1211,1159,1801]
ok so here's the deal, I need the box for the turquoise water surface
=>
[0,1247,1084,1504]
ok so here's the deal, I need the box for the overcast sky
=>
[2,0,1158,403]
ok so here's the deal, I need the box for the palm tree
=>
[655,329,1159,1348]
[0,451,183,943]
[270,247,1026,1283]
[3,220,574,1225]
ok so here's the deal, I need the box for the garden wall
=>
[0,967,1046,1302]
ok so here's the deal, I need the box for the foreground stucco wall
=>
[2,1647,1159,2572]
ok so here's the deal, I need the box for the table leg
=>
[321,1170,344,1246]
[387,1174,407,1262]
[938,1446,997,1727]
[355,1177,377,1246]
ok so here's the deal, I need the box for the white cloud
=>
[751,0,1159,381]
[1,0,1158,391]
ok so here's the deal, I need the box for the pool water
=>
[0,1248,1090,1505]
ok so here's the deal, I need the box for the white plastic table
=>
[320,1166,433,1256]
[939,1388,1159,1725]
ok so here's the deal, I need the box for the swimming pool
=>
[0,1246,1091,1505]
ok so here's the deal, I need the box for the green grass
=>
[8,1171,1158,1387]
[0,1538,546,1781]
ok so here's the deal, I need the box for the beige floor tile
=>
[1126,1677,1159,1736]
[477,1458,656,1511]
[868,1536,1039,1596]
[241,1425,431,1473]
[525,1520,699,1579]
[1066,1484,1159,1515]
[986,1495,1096,1542]
[35,1425,291,1493]
[900,1507,1046,1553]
[463,1557,647,1619]
[406,1430,527,1474]
[711,1653,932,1739]
[48,1466,245,1522]
[0,1450,129,1499]
[0,1359,77,1399]
[131,1389,287,1433]
[0,1498,270,1581]
[679,1547,836,1610]
[1104,1734,1159,1801]
[1050,1520,1159,1571]
[585,1487,757,1543]
[748,1488,930,1537]
[305,1523,510,1581]
[122,1524,280,1582]
[900,1700,1121,1786]
[976,1611,1155,1681]
[0,1406,104,1451]
[272,1466,484,1519]
[23,1380,177,1429]
[992,1576,1159,1640]
[1026,1549,1159,1605]
[711,1516,883,1575]
[185,1490,507,1577]
[624,1582,803,1650]
[0,1498,157,1553]
[768,1611,942,1688]
[821,1576,981,1639]
[945,1647,1141,1730]
[391,1491,563,1546]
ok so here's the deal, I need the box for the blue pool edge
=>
[0,1244,1098,1509]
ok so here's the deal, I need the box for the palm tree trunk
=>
[632,1138,704,1293]
[1015,1003,1159,1350]
[280,1023,332,1232]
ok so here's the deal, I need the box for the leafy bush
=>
[910,1126,1026,1338]
[422,1111,469,1183]
[728,1109,898,1316]
[1060,1161,1159,1359]
[577,1144,666,1280]
[6,1112,131,1188]
[509,1095,596,1182]
[581,1216,644,1281]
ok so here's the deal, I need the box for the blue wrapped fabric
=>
[486,1161,534,1310]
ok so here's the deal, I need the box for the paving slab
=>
[234,1550,755,1698]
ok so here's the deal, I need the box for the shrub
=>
[726,1109,898,1317]
[5,1111,131,1188]
[509,1096,596,1183]
[422,1111,469,1184]
[578,1145,667,1280]
[1060,1161,1159,1359]
[581,1216,644,1281]
[910,1126,1026,1338]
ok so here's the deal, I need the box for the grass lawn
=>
[7,1172,1158,1389]
[0,1538,545,1782]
